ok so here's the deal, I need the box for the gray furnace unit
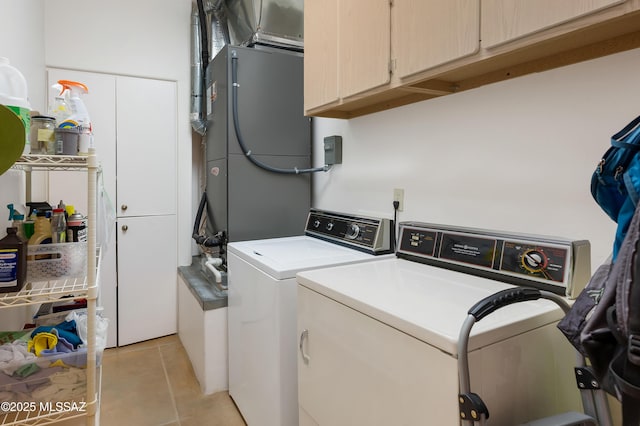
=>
[205,45,311,243]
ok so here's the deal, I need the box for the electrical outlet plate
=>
[393,188,404,212]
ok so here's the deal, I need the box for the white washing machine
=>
[227,209,394,426]
[296,222,592,426]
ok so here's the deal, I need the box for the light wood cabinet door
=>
[393,0,480,79]
[304,0,339,112]
[339,0,391,99]
[482,0,626,48]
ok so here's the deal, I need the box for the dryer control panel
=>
[397,222,591,298]
[305,209,393,255]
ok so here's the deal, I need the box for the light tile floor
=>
[57,334,245,426]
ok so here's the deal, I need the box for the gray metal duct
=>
[190,3,206,135]
[225,0,304,50]
[190,0,230,135]
[208,0,230,58]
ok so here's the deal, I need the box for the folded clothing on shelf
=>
[0,320,99,404]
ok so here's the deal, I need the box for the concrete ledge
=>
[177,257,227,311]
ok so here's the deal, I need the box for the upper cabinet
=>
[482,0,625,48]
[304,0,479,115]
[304,0,338,111]
[304,0,391,112]
[393,0,479,80]
[339,0,391,99]
[304,0,640,118]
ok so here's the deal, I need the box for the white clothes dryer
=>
[296,221,592,426]
[227,209,394,426]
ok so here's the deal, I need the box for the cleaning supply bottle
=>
[50,208,66,243]
[0,227,27,293]
[65,204,75,218]
[57,200,67,220]
[28,211,52,245]
[49,83,71,125]
[66,210,87,242]
[22,218,34,240]
[6,204,25,240]
[0,57,31,155]
[56,80,91,132]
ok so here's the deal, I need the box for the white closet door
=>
[117,214,177,346]
[115,76,177,218]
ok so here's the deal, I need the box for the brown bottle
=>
[0,227,27,293]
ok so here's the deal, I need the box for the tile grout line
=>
[158,344,182,426]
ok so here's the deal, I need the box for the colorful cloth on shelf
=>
[0,331,31,345]
[46,348,87,368]
[28,331,58,357]
[0,341,48,376]
[30,319,82,348]
[13,363,39,378]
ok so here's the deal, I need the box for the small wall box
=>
[324,136,342,165]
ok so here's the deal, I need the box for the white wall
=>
[312,48,640,269]
[43,0,193,266]
[0,0,45,329]
[0,0,47,221]
[0,0,46,111]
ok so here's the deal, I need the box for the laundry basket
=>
[457,287,612,426]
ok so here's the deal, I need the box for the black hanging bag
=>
[558,177,640,426]
[558,114,640,425]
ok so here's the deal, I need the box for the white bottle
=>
[0,57,31,155]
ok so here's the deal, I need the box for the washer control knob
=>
[346,223,360,239]
[313,219,321,228]
[326,222,334,231]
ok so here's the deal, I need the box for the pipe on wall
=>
[190,0,229,136]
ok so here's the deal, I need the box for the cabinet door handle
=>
[299,329,310,364]
[122,225,128,232]
[121,204,128,211]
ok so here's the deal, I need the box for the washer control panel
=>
[397,222,591,298]
[305,209,393,255]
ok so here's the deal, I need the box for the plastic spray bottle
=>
[6,204,25,241]
[49,83,71,125]
[56,80,91,132]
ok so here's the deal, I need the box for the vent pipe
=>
[190,2,207,135]
[191,0,229,136]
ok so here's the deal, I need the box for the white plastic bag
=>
[66,309,109,352]
[97,169,116,254]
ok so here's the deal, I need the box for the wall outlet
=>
[393,188,404,212]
